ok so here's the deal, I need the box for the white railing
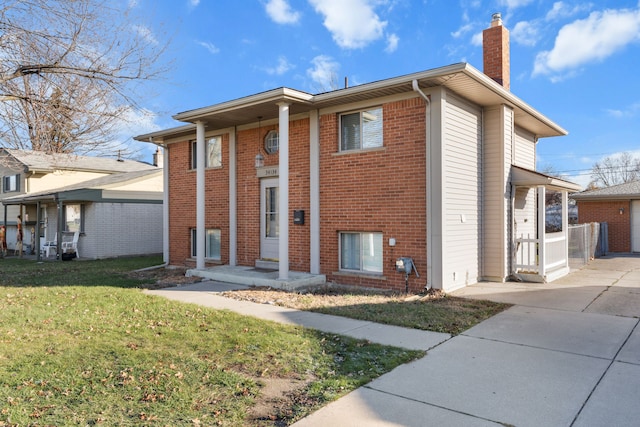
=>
[514,232,567,276]
[514,234,538,274]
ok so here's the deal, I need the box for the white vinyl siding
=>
[513,127,536,169]
[441,94,482,290]
[482,105,514,281]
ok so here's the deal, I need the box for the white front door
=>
[632,200,640,252]
[260,178,279,260]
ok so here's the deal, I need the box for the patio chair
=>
[42,233,58,258]
[60,231,80,258]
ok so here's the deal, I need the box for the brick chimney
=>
[483,13,510,90]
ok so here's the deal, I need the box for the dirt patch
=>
[220,285,445,310]
[128,266,203,289]
[248,376,316,426]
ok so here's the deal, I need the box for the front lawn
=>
[0,257,422,426]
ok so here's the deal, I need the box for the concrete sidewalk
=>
[146,254,640,426]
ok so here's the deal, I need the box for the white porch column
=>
[162,146,170,263]
[196,121,206,270]
[309,110,320,274]
[278,102,290,280]
[537,185,546,277]
[229,129,237,266]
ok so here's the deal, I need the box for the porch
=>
[186,265,326,291]
[511,166,582,283]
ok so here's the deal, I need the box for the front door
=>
[260,178,279,260]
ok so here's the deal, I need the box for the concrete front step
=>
[186,265,326,291]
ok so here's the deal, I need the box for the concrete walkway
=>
[146,254,640,427]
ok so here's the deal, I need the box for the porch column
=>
[196,121,206,270]
[36,201,42,261]
[229,129,237,266]
[162,147,170,263]
[537,185,546,277]
[278,102,290,280]
[309,110,320,274]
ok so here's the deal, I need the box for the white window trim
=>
[191,228,221,260]
[339,107,383,152]
[339,231,384,275]
[191,136,222,169]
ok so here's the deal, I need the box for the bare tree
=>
[0,0,169,156]
[590,152,640,188]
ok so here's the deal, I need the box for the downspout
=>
[412,80,432,290]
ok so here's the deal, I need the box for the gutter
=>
[412,79,432,290]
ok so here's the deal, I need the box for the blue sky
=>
[128,0,640,188]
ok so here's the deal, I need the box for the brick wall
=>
[167,98,428,293]
[319,98,427,293]
[167,135,230,267]
[482,22,510,90]
[576,200,631,252]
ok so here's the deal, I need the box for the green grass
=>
[0,257,422,425]
[312,297,510,335]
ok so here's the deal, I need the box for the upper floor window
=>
[191,136,222,169]
[340,107,383,151]
[264,130,279,154]
[2,174,20,193]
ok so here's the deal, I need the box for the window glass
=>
[340,232,383,273]
[265,130,279,154]
[2,174,20,192]
[191,228,221,260]
[65,204,83,232]
[340,107,382,151]
[191,136,222,169]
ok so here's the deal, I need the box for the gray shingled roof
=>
[2,169,162,203]
[3,148,157,173]
[571,180,640,200]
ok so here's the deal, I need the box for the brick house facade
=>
[136,15,580,292]
[573,181,640,253]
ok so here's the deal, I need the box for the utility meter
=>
[396,257,419,293]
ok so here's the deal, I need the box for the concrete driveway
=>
[294,255,640,426]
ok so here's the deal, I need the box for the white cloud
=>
[133,25,158,45]
[196,41,220,55]
[471,31,483,46]
[499,0,534,10]
[265,56,294,75]
[189,0,200,7]
[546,1,593,21]
[307,55,340,90]
[511,21,540,46]
[385,33,399,53]
[534,7,640,77]
[451,23,474,39]
[265,0,301,24]
[605,102,640,118]
[308,0,387,49]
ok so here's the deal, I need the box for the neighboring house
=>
[572,181,640,253]
[135,14,580,292]
[0,148,163,259]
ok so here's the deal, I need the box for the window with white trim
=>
[64,204,85,233]
[264,130,279,154]
[340,232,383,274]
[2,174,20,192]
[191,228,221,260]
[191,136,222,169]
[340,107,383,151]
